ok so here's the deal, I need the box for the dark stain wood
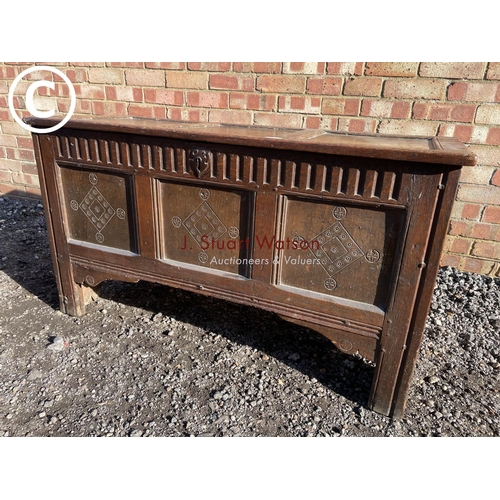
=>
[27,116,475,418]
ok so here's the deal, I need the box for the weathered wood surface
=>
[27,116,475,417]
[26,116,477,166]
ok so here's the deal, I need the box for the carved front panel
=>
[278,197,405,309]
[59,166,136,252]
[159,181,254,277]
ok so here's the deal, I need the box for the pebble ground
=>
[0,196,499,437]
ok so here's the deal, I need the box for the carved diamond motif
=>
[310,221,364,277]
[69,174,126,244]
[80,186,115,233]
[182,201,227,248]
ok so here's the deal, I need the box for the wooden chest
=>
[27,116,477,418]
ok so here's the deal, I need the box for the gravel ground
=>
[0,195,499,437]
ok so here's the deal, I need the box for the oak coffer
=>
[26,116,477,418]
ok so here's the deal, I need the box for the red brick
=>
[105,86,117,100]
[17,137,33,149]
[448,81,500,102]
[338,118,378,133]
[1,65,18,79]
[486,128,500,145]
[9,93,26,109]
[441,125,500,145]
[306,77,342,95]
[486,63,500,80]
[253,113,302,128]
[344,77,382,97]
[70,62,106,67]
[482,206,500,223]
[75,100,92,114]
[471,222,499,240]
[106,62,144,68]
[256,75,306,93]
[361,100,411,119]
[78,85,105,100]
[447,82,467,100]
[412,102,476,122]
[283,63,324,74]
[438,124,473,143]
[491,169,500,186]
[57,98,74,114]
[91,101,105,115]
[440,253,462,268]
[461,203,482,220]
[107,86,143,102]
[145,63,186,69]
[0,109,12,121]
[11,171,39,187]
[278,96,321,114]
[128,104,155,118]
[326,63,363,75]
[419,62,486,79]
[233,62,281,73]
[167,108,208,122]
[57,82,73,98]
[462,256,496,275]
[304,116,339,130]
[65,68,88,83]
[229,93,276,111]
[153,106,166,119]
[186,91,228,108]
[471,240,500,259]
[187,63,232,71]
[304,116,320,128]
[383,79,447,99]
[9,149,35,162]
[457,184,500,205]
[207,109,253,125]
[22,162,38,175]
[92,101,126,116]
[365,62,418,77]
[322,97,360,116]
[166,72,208,89]
[144,88,183,105]
[88,68,124,84]
[209,74,254,91]
[449,237,473,254]
[125,69,165,87]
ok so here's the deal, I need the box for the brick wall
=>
[1,62,499,276]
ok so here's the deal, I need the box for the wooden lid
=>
[25,116,477,166]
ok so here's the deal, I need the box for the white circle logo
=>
[8,65,76,134]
